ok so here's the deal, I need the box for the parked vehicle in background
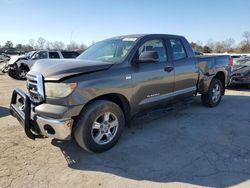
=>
[230,55,250,86]
[0,54,11,73]
[1,48,21,55]
[10,34,231,153]
[0,54,11,63]
[8,50,79,79]
[230,55,241,65]
[194,51,204,56]
[6,51,36,78]
[0,54,11,65]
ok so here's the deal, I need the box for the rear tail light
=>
[229,57,234,66]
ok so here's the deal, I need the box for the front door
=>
[131,38,175,113]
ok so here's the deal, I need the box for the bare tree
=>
[223,38,235,52]
[79,43,87,51]
[214,42,226,53]
[190,42,203,52]
[22,45,33,51]
[51,41,65,50]
[239,32,250,53]
[203,46,212,53]
[45,41,52,50]
[4,40,13,48]
[29,38,35,49]
[206,39,215,52]
[36,37,46,49]
[243,32,250,44]
[15,44,23,50]
[66,41,79,50]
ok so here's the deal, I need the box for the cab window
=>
[138,39,167,62]
[49,52,60,59]
[170,39,187,61]
[34,51,48,59]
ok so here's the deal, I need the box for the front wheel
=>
[201,78,223,107]
[74,100,125,153]
[17,66,29,80]
[8,69,17,79]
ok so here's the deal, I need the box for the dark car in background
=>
[230,55,250,86]
[194,51,204,56]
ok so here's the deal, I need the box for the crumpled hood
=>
[8,54,28,65]
[31,59,114,81]
[8,55,20,65]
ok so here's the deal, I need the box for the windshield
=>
[27,51,36,59]
[77,38,137,63]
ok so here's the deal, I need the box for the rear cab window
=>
[170,39,187,61]
[61,51,79,58]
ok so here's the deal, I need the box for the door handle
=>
[164,66,174,72]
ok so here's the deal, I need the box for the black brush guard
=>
[10,88,37,139]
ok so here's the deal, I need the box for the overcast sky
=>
[0,0,250,46]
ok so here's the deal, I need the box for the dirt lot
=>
[0,73,250,188]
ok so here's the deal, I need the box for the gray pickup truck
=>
[10,34,231,152]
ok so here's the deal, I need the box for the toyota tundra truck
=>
[10,34,231,152]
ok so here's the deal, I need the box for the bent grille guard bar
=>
[10,88,37,139]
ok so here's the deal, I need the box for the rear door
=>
[168,38,198,98]
[131,37,175,112]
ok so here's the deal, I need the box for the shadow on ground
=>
[52,95,250,187]
[0,106,10,118]
[227,84,250,91]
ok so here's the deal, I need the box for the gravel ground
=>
[0,73,250,188]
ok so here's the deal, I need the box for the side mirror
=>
[138,51,159,63]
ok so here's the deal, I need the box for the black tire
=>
[201,78,223,107]
[8,69,17,79]
[74,100,125,153]
[17,66,29,80]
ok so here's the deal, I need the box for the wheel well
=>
[86,93,131,126]
[214,71,225,94]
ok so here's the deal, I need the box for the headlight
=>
[45,83,77,97]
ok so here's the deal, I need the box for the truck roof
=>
[107,34,185,40]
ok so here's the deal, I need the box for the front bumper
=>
[10,88,73,140]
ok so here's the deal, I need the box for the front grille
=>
[26,71,45,103]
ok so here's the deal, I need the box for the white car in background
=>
[6,51,36,77]
[8,50,79,79]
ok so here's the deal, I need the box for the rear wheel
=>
[201,78,223,107]
[74,100,125,153]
